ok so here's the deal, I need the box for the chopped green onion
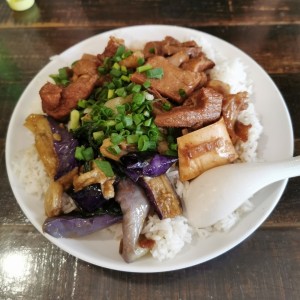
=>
[115,87,127,97]
[143,80,151,88]
[75,146,94,161]
[112,62,120,70]
[131,84,142,93]
[107,144,121,155]
[94,160,114,177]
[138,135,149,151]
[107,82,115,89]
[133,114,144,125]
[82,147,94,161]
[121,75,130,82]
[113,78,123,88]
[137,64,152,73]
[179,88,186,98]
[162,102,172,111]
[122,50,133,59]
[170,143,178,151]
[75,146,84,160]
[126,134,139,144]
[137,57,145,66]
[114,45,125,58]
[149,47,155,54]
[93,131,104,141]
[146,68,164,79]
[121,65,127,73]
[50,67,70,86]
[133,93,145,106]
[110,68,122,77]
[143,118,152,127]
[122,115,133,127]
[107,89,115,99]
[110,133,125,144]
[98,66,107,75]
[77,99,87,108]
[115,122,124,131]
[69,109,80,130]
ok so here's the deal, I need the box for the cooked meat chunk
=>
[72,55,99,78]
[40,82,63,111]
[131,56,206,103]
[143,36,202,59]
[181,54,215,72]
[222,92,251,144]
[206,80,231,96]
[162,36,202,57]
[143,40,163,58]
[40,74,98,120]
[97,36,124,63]
[154,87,223,128]
[167,50,189,67]
[62,74,98,107]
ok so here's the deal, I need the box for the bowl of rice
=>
[6,25,293,272]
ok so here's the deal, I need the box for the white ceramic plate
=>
[6,25,293,273]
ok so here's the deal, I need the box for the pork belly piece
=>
[72,54,100,79]
[177,118,238,181]
[167,50,190,67]
[222,92,251,144]
[154,87,223,128]
[40,74,98,120]
[143,36,202,59]
[97,36,125,63]
[131,56,206,103]
[181,53,215,72]
[206,79,231,96]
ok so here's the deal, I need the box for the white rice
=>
[12,37,263,262]
[142,215,193,261]
[12,145,50,199]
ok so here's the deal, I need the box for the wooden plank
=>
[0,25,299,76]
[0,225,299,299]
[0,0,299,28]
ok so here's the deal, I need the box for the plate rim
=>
[5,24,294,273]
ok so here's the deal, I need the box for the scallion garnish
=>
[179,88,186,98]
[94,160,114,177]
[146,68,164,79]
[137,64,152,73]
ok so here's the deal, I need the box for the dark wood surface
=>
[1,1,299,299]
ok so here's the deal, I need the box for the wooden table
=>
[1,1,299,299]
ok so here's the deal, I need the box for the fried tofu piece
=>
[177,118,238,181]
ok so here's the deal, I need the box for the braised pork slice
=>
[181,54,215,72]
[154,87,223,128]
[72,54,99,79]
[40,74,98,120]
[97,36,124,63]
[143,36,202,59]
[167,50,189,67]
[222,92,251,144]
[131,56,206,103]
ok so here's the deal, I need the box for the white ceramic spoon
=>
[184,156,300,228]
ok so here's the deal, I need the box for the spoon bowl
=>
[184,156,300,228]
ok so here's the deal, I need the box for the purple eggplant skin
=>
[47,116,79,180]
[142,154,178,177]
[120,152,178,181]
[115,178,150,263]
[43,214,122,238]
[68,184,106,214]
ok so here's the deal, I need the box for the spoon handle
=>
[255,155,300,188]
